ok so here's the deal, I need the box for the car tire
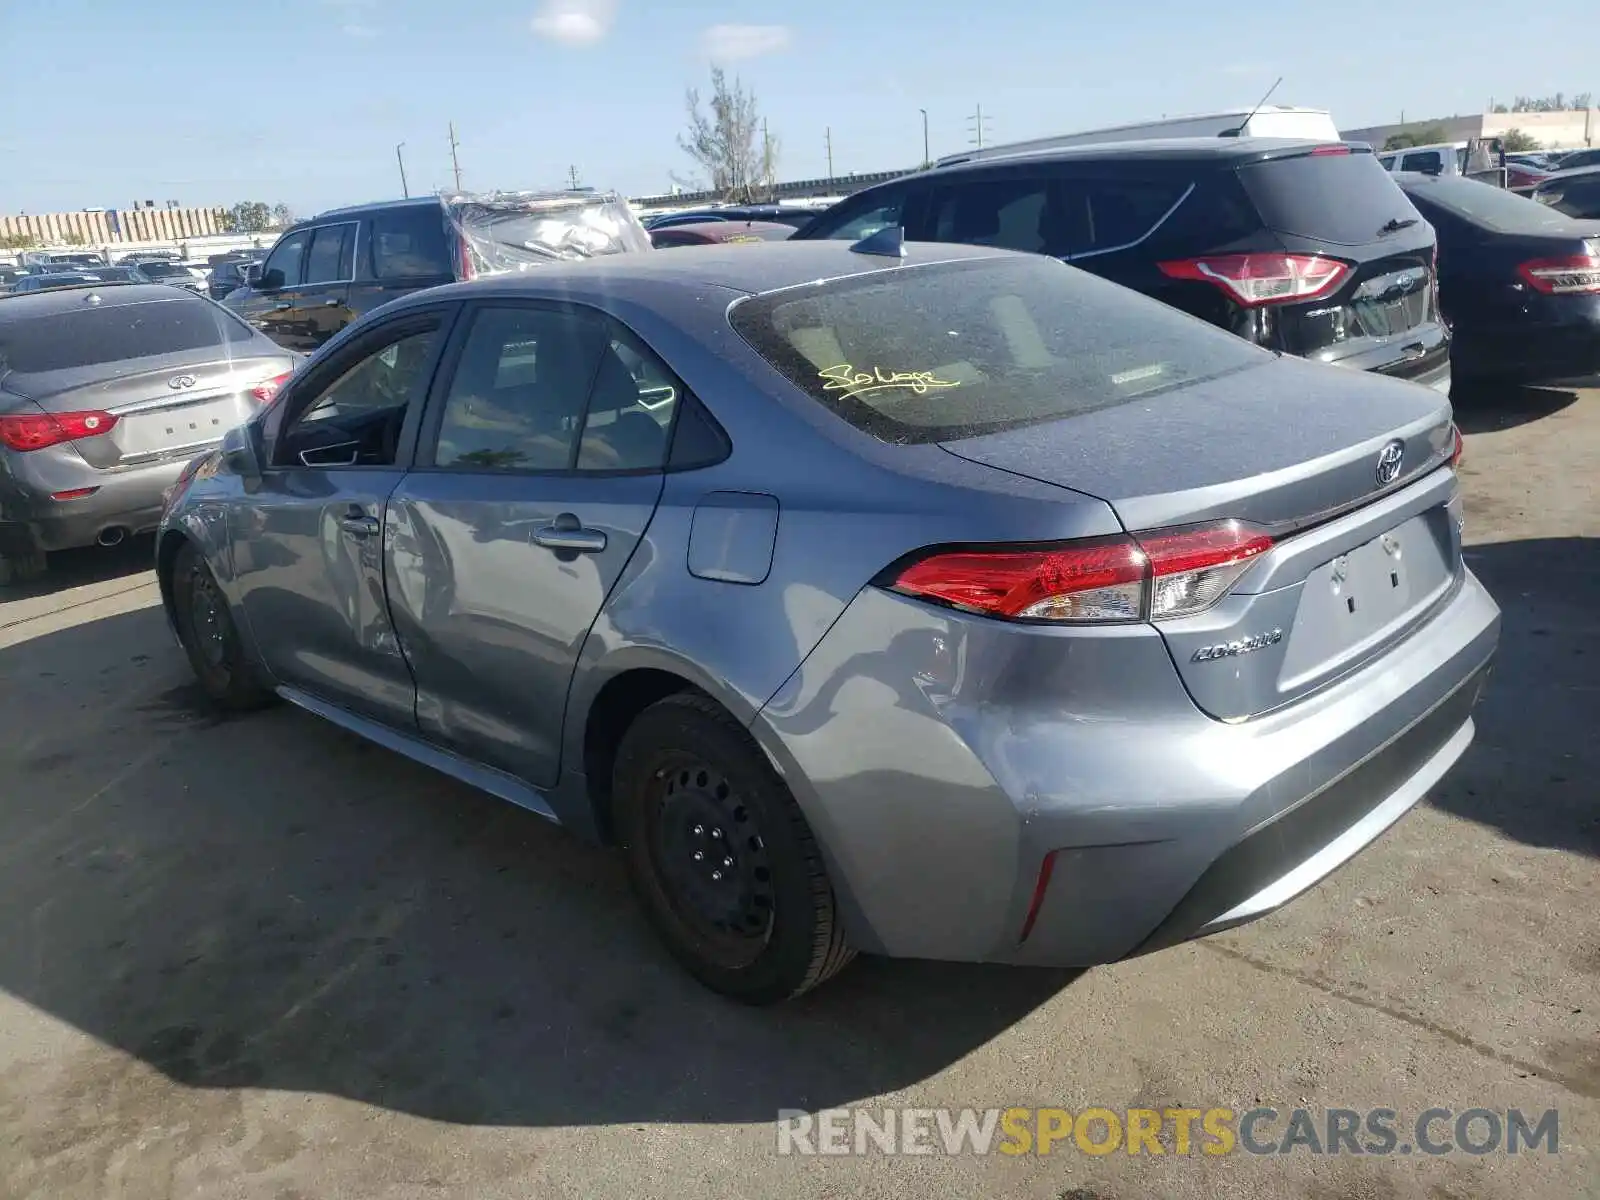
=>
[0,548,48,588]
[613,692,855,1004]
[171,542,275,712]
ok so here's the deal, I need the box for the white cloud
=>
[531,0,616,46]
[700,23,791,61]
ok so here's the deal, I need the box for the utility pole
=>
[448,122,463,190]
[395,142,409,198]
[568,164,581,189]
[825,126,834,180]
[967,104,992,149]
[919,108,930,166]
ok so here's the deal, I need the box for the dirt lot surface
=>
[1,386,1596,1200]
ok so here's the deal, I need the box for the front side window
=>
[729,255,1269,445]
[275,325,441,467]
[804,190,909,241]
[262,230,309,287]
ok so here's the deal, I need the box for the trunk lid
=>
[5,355,292,468]
[940,354,1462,719]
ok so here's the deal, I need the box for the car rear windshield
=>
[728,255,1269,444]
[1239,150,1420,247]
[0,297,254,374]
[1407,175,1587,235]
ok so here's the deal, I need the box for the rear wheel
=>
[171,542,275,711]
[0,547,47,589]
[613,693,855,1004]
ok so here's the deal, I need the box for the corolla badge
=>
[168,374,197,390]
[1375,439,1405,486]
[1191,629,1283,662]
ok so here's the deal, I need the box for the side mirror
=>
[220,423,263,483]
[244,264,262,286]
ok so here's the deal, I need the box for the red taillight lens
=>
[0,409,119,453]
[1309,144,1352,156]
[886,521,1274,624]
[1157,253,1351,307]
[455,233,477,281]
[1516,255,1600,295]
[1450,423,1464,469]
[250,371,292,406]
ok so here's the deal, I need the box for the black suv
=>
[794,139,1449,390]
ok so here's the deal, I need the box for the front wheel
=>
[613,693,855,1004]
[171,542,275,712]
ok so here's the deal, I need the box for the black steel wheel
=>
[171,542,275,711]
[614,693,855,1003]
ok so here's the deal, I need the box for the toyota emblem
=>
[1375,439,1405,486]
[168,374,197,390]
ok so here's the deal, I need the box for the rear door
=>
[276,221,357,352]
[383,300,674,788]
[918,167,1070,257]
[347,203,456,321]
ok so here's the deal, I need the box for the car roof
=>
[923,136,1353,175]
[403,239,1019,306]
[0,281,208,319]
[312,195,439,222]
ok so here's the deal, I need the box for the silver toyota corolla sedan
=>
[156,240,1500,1003]
[0,282,295,584]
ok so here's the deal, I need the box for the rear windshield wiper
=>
[1378,217,1421,236]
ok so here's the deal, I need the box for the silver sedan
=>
[156,240,1500,1002]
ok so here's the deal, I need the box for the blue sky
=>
[0,0,1594,217]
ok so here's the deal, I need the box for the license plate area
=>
[113,395,248,462]
[1277,510,1455,691]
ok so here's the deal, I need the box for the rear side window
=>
[1238,151,1420,246]
[929,176,1054,253]
[728,256,1268,444]
[368,205,452,279]
[0,298,254,373]
[1074,178,1191,254]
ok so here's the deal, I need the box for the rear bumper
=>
[756,565,1499,967]
[0,452,194,553]
[1451,310,1600,387]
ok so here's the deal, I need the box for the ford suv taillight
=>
[882,521,1275,624]
[1157,254,1352,307]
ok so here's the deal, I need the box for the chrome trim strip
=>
[1065,182,1196,263]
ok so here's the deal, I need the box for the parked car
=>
[133,260,209,293]
[157,240,1496,1003]
[227,190,653,353]
[1549,147,1600,173]
[8,271,106,293]
[207,255,260,301]
[796,138,1451,392]
[1529,165,1600,219]
[0,283,296,585]
[645,205,820,232]
[1396,172,1600,387]
[650,219,797,248]
[0,267,30,295]
[83,265,153,283]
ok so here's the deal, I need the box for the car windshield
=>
[1406,174,1584,234]
[0,296,254,373]
[728,255,1269,444]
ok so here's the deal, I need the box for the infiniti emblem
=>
[168,374,197,390]
[1375,439,1405,486]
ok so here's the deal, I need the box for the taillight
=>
[250,371,291,406]
[1516,255,1600,295]
[455,233,477,281]
[1309,144,1352,156]
[1450,423,1464,469]
[0,409,120,453]
[884,520,1275,624]
[1157,253,1351,308]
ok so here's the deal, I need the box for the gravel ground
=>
[0,385,1595,1200]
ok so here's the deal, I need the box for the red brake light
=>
[250,371,292,406]
[1516,255,1600,295]
[1157,253,1351,307]
[455,233,477,281]
[886,521,1275,624]
[1309,144,1352,156]
[0,409,120,453]
[1450,423,1464,469]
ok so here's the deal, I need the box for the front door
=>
[231,308,456,728]
[276,221,358,352]
[237,227,309,348]
[383,301,676,788]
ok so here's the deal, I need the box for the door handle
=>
[323,299,341,307]
[273,302,292,311]
[338,508,379,537]
[533,514,607,554]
